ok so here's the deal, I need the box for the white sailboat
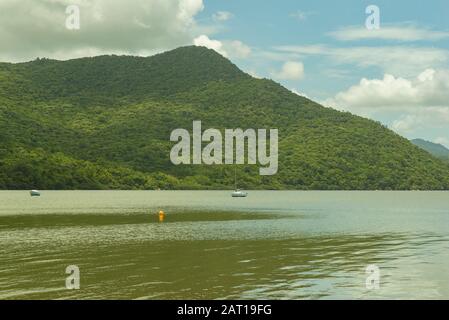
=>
[30,190,41,197]
[232,189,248,197]
[231,167,248,197]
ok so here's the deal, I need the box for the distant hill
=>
[411,139,449,158]
[1,46,449,190]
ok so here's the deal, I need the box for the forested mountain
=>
[1,46,448,190]
[411,139,449,161]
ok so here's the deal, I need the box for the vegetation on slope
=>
[1,46,448,190]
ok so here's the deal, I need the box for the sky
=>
[1,0,448,147]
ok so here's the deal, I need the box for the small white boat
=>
[30,190,41,197]
[231,167,248,197]
[232,189,248,197]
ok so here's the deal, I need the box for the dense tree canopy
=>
[1,46,448,190]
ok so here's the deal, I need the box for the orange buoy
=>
[158,210,165,222]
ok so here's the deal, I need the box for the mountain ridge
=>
[411,139,449,160]
[1,46,449,190]
[1,46,249,105]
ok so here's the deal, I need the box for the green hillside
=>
[1,46,449,190]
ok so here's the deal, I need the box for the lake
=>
[0,191,448,299]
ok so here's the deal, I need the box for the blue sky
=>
[1,0,448,147]
[195,0,449,147]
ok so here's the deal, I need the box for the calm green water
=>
[0,191,448,299]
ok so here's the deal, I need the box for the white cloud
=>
[253,50,302,62]
[329,25,449,42]
[224,40,251,58]
[289,10,314,21]
[193,36,251,59]
[273,61,304,80]
[275,45,449,76]
[434,137,449,149]
[325,69,449,111]
[0,0,205,62]
[391,115,420,134]
[323,69,449,141]
[212,11,233,22]
[323,68,352,79]
[178,0,205,23]
[390,107,449,137]
[290,89,309,99]
[193,35,227,57]
[246,69,262,79]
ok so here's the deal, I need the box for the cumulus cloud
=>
[391,114,420,134]
[212,11,233,22]
[275,45,449,76]
[193,35,251,59]
[390,107,449,137]
[225,40,251,58]
[329,25,449,42]
[273,61,304,80]
[0,0,205,62]
[325,69,449,111]
[193,34,227,56]
[323,69,449,141]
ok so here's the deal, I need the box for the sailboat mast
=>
[234,166,237,190]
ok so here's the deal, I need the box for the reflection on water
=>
[0,191,448,299]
